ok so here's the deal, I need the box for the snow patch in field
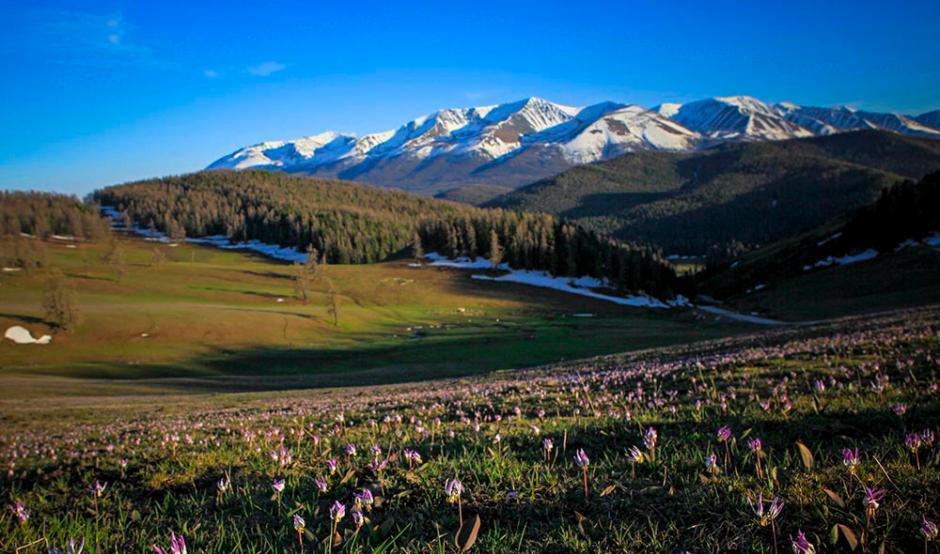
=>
[425,252,508,270]
[102,206,311,263]
[4,326,52,345]
[187,236,308,263]
[2,267,22,272]
[470,269,669,308]
[803,249,878,271]
[697,306,783,325]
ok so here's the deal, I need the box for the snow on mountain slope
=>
[207,95,940,194]
[668,96,813,141]
[531,104,701,164]
[917,110,940,130]
[777,105,940,137]
[210,132,358,170]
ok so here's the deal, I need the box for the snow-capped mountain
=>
[657,96,814,142]
[208,95,940,194]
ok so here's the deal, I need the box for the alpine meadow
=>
[2,2,940,554]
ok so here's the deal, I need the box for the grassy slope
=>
[0,236,745,397]
[484,131,940,253]
[2,307,937,553]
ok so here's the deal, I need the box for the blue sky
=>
[2,0,938,195]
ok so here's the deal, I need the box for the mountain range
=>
[208,96,940,195]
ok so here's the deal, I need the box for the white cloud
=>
[29,10,147,57]
[247,61,286,77]
[204,69,220,78]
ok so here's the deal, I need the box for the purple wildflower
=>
[573,448,589,468]
[790,530,815,554]
[717,426,732,442]
[152,532,187,554]
[330,500,346,522]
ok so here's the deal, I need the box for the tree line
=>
[839,170,940,252]
[95,170,677,296]
[1,191,110,240]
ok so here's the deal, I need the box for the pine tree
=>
[411,233,424,261]
[489,229,502,270]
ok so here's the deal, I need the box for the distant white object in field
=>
[4,326,52,345]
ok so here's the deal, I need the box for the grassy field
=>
[0,236,744,396]
[1,306,937,553]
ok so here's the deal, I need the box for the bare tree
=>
[294,246,319,304]
[103,239,126,280]
[151,247,167,267]
[326,277,340,326]
[42,269,81,331]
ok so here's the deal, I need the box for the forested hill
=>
[1,191,110,240]
[94,171,677,296]
[698,171,940,299]
[484,130,940,256]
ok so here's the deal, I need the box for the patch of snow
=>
[668,295,691,307]
[4,326,52,345]
[803,248,878,271]
[425,252,509,270]
[816,232,842,247]
[2,267,22,272]
[102,206,311,264]
[51,235,77,241]
[187,236,309,263]
[696,306,783,326]
[471,269,669,308]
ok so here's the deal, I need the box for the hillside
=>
[434,183,513,205]
[0,234,741,393]
[485,130,940,255]
[694,171,940,319]
[94,170,677,295]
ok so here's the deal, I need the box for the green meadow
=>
[0,236,745,397]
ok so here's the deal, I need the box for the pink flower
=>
[8,502,29,524]
[717,426,732,442]
[444,478,464,502]
[573,448,589,468]
[330,501,346,522]
[152,532,187,554]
